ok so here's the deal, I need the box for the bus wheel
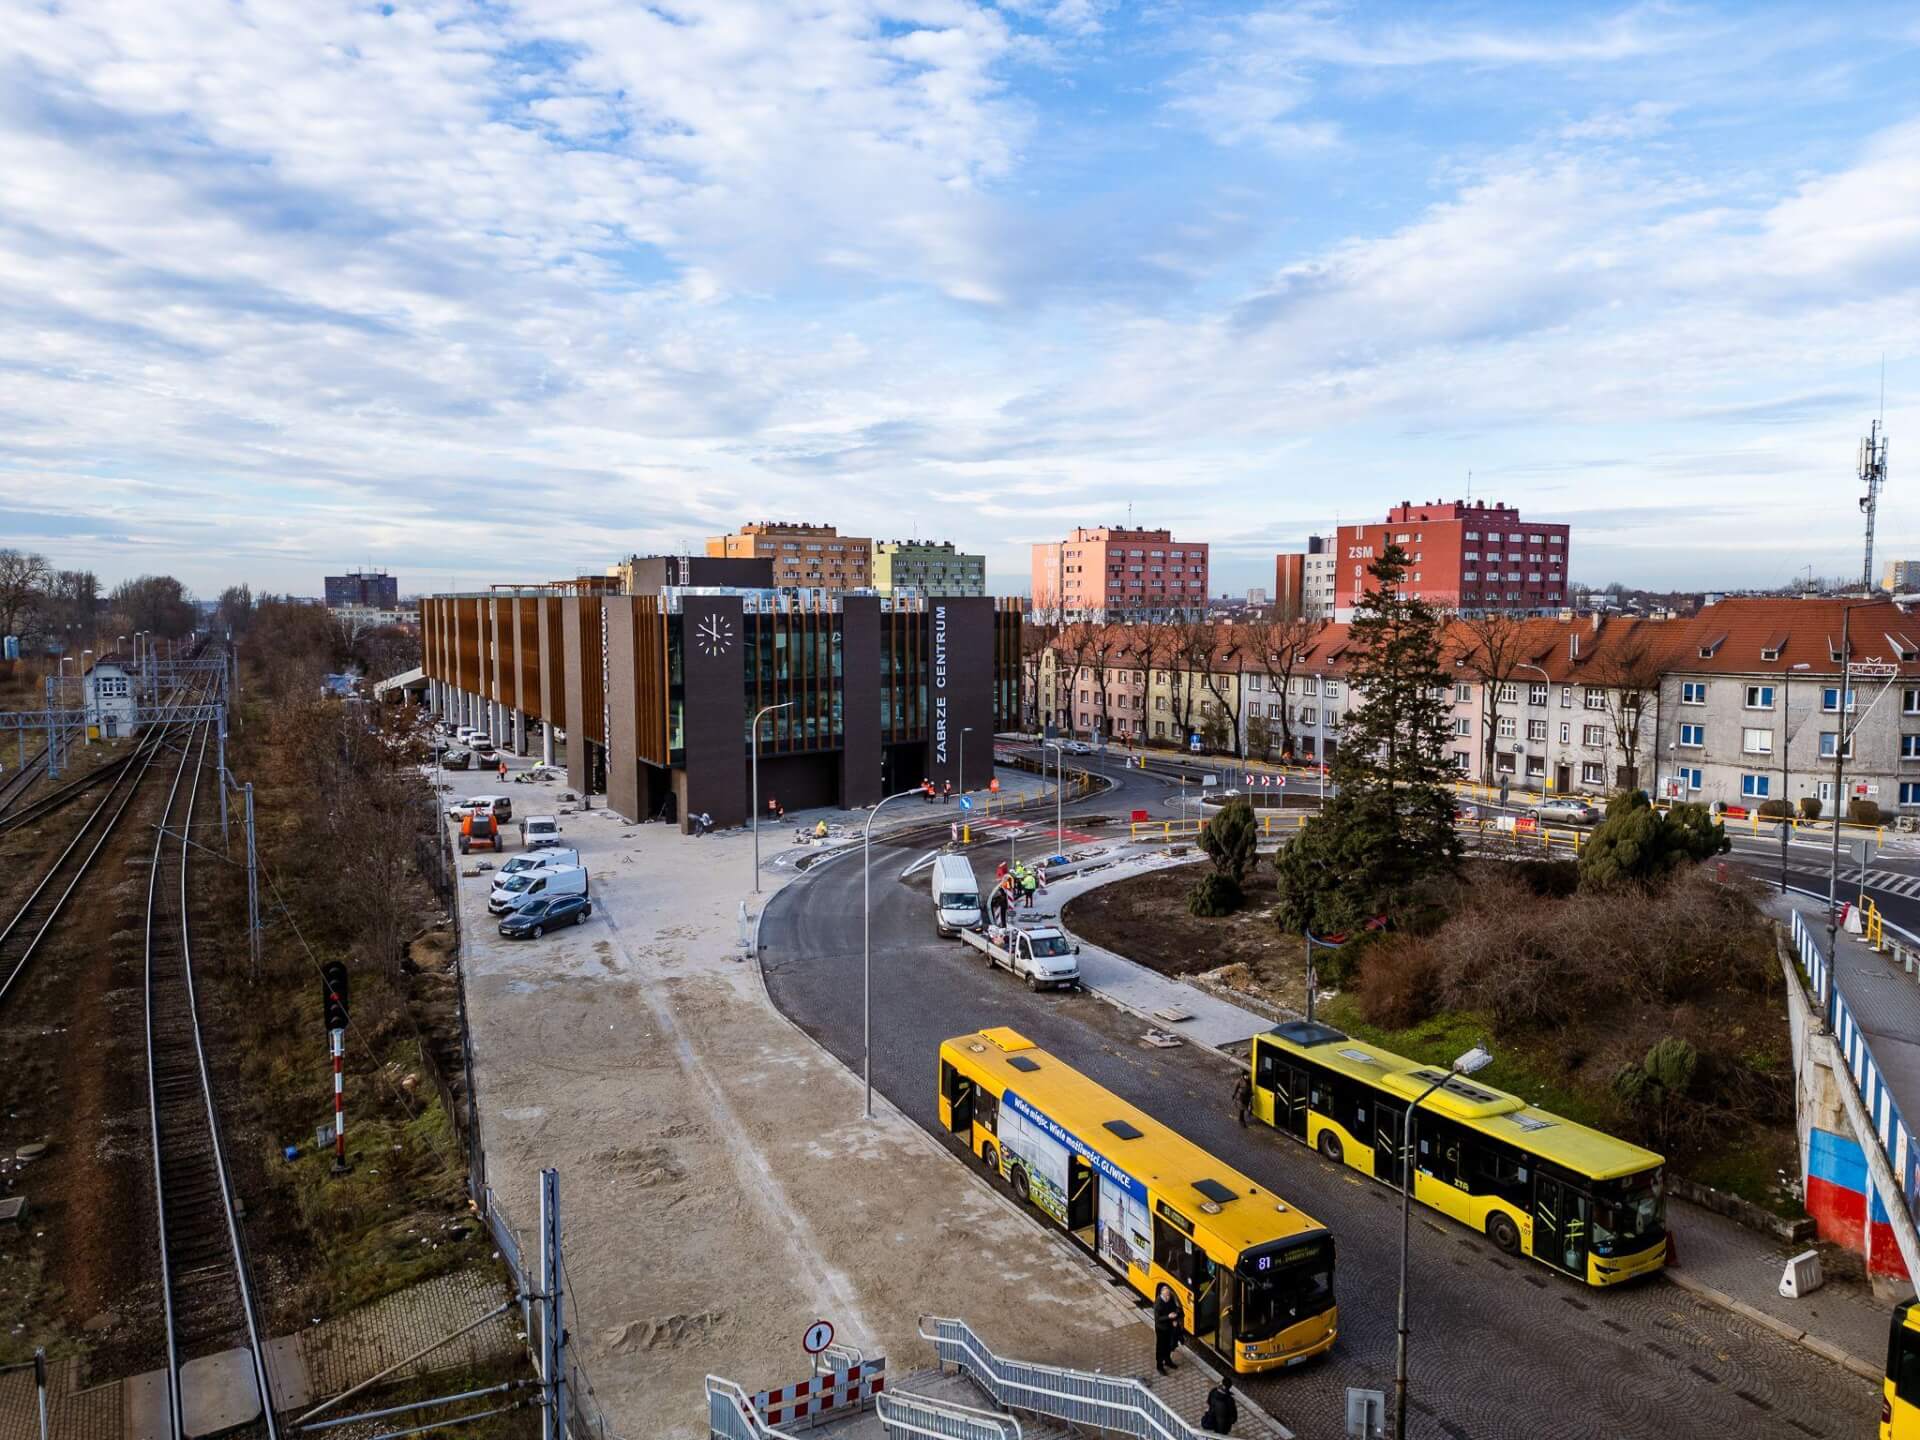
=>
[1011,1165,1031,1205]
[1487,1213,1522,1256]
[981,1143,999,1176]
[1317,1131,1343,1165]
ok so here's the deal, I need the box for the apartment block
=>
[1275,536,1335,619]
[706,522,873,592]
[1335,500,1569,618]
[1030,526,1209,621]
[873,539,986,596]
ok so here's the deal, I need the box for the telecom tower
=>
[1860,419,1890,593]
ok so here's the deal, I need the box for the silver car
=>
[1534,798,1601,825]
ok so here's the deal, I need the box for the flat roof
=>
[944,1028,1328,1252]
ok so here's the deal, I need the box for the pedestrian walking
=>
[1202,1375,1237,1434]
[921,777,935,803]
[1153,1286,1182,1374]
[943,779,953,803]
[1231,1071,1252,1127]
[497,758,508,781]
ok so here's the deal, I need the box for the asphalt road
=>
[760,762,1879,1440]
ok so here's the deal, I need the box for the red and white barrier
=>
[752,1358,886,1426]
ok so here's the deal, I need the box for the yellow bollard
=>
[962,823,971,844]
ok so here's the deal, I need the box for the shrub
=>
[1354,937,1441,1028]
[1613,1036,1701,1149]
[1579,791,1729,890]
[1757,799,1791,819]
[1799,796,1823,820]
[1848,798,1886,825]
[1188,871,1244,917]
[1202,795,1258,884]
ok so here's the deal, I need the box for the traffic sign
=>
[1189,735,1202,753]
[958,795,973,811]
[803,1319,835,1355]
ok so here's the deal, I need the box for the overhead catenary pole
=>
[244,782,262,979]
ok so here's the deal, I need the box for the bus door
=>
[1257,1046,1309,1139]
[1192,1251,1222,1346]
[1067,1154,1097,1246]
[941,1061,975,1139]
[1533,1174,1589,1275]
[1373,1103,1405,1186]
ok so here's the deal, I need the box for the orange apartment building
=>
[705,521,873,591]
[1030,526,1210,621]
[1334,499,1570,618]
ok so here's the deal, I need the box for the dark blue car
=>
[498,893,592,938]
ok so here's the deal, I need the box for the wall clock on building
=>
[696,613,734,657]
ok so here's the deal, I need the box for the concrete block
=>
[181,1348,263,1436]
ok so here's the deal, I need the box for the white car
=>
[1062,740,1093,755]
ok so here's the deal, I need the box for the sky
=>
[3,1,1919,601]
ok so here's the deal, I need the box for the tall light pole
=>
[1395,1042,1494,1440]
[1045,740,1064,856]
[959,726,974,798]
[863,787,924,1119]
[1779,662,1812,892]
[750,701,792,895]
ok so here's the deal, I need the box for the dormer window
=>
[1697,632,1727,660]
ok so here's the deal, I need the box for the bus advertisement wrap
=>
[1003,1090,1151,1272]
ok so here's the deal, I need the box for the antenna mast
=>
[1860,418,1890,593]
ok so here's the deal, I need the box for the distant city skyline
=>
[0,2,1914,598]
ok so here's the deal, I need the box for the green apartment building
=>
[872,539,986,597]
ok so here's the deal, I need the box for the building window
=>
[1679,766,1702,791]
[1456,717,1472,736]
[1323,681,1342,699]
[1585,723,1608,747]
[1744,685,1775,709]
[1819,732,1853,759]
[1455,683,1473,702]
[1822,687,1857,712]
[1302,676,1319,695]
[1581,761,1605,784]
[1682,682,1706,704]
[1559,722,1570,744]
[1903,782,1920,807]
[1905,687,1920,715]
[1497,716,1517,739]
[1497,683,1518,704]
[1560,686,1573,708]
[1583,690,1608,711]
[1300,707,1317,725]
[1903,734,1920,760]
[1679,723,1704,747]
[1528,683,1548,706]
[1527,719,1547,742]
[1741,727,1773,755]
[1741,774,1771,798]
[1454,751,1471,771]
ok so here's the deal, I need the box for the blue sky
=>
[2,0,1918,598]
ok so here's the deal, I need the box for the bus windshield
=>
[1237,1237,1335,1342]
[1030,935,1073,957]
[1591,1170,1664,1256]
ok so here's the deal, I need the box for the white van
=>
[489,864,589,914]
[930,854,982,936]
[520,815,562,848]
[495,849,580,881]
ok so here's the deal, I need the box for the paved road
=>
[762,775,1879,1440]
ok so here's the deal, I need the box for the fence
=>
[876,1390,1023,1440]
[918,1317,1228,1440]
[1789,910,1920,1235]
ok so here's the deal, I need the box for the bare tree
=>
[1244,607,1321,759]
[0,548,50,640]
[1019,605,1060,731]
[1197,625,1246,756]
[1585,624,1665,792]
[1453,611,1535,782]
[1054,622,1097,736]
[1161,620,1217,749]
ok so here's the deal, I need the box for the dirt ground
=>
[1062,860,1311,1013]
[456,786,1151,1439]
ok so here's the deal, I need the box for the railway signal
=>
[321,962,351,1175]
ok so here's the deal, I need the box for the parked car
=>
[1061,740,1093,755]
[496,849,580,879]
[471,739,498,762]
[1534,798,1601,825]
[446,794,513,824]
[498,892,593,938]
[521,815,562,848]
[488,864,588,914]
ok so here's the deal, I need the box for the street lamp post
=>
[750,701,793,896]
[1395,1042,1494,1440]
[1780,663,1812,892]
[863,787,925,1119]
[959,726,974,799]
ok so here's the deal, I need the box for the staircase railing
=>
[876,1389,1023,1440]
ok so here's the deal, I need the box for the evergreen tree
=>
[1274,545,1462,933]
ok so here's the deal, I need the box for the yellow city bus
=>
[1252,1021,1667,1286]
[1886,1297,1920,1437]
[938,1027,1338,1373]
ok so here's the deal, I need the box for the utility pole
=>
[1860,418,1890,593]
[244,782,262,978]
[538,1168,568,1440]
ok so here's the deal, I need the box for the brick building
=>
[1030,526,1209,622]
[1334,501,1569,618]
[705,522,874,592]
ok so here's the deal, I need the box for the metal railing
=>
[918,1317,1230,1440]
[707,1377,792,1440]
[877,1390,1022,1440]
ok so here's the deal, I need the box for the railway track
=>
[0,745,48,813]
[145,710,279,1440]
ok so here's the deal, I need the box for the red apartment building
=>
[1030,526,1209,621]
[1334,500,1570,617]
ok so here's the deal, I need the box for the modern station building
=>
[420,564,1019,831]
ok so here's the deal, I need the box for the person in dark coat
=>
[1153,1285,1182,1374]
[1231,1071,1252,1127]
[1203,1374,1237,1434]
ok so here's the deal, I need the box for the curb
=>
[1663,1270,1882,1383]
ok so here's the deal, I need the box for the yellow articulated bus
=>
[938,1027,1338,1374]
[1886,1298,1920,1437]
[1252,1021,1667,1286]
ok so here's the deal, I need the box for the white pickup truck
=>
[958,923,1081,991]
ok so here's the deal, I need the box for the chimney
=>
[1591,613,1604,634]
[1569,634,1580,661]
